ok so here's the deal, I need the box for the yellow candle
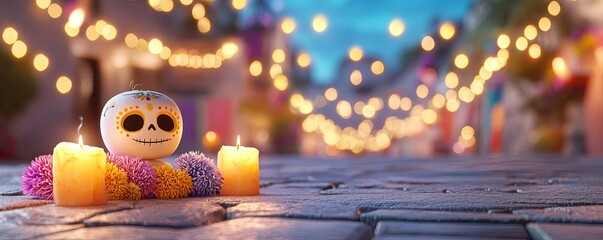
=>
[53,136,107,206]
[218,135,259,196]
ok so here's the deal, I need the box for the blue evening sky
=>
[241,0,474,85]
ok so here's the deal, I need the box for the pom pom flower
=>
[107,154,158,199]
[21,154,53,200]
[105,162,129,200]
[176,151,223,196]
[154,165,192,199]
[123,182,141,200]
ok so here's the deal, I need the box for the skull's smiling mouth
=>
[131,138,172,146]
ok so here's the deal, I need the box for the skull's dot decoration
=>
[100,90,182,160]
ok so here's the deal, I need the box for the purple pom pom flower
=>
[21,154,53,200]
[176,151,223,196]
[107,154,158,199]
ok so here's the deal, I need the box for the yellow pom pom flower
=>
[153,165,192,199]
[123,182,142,200]
[105,162,129,200]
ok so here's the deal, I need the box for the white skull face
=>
[100,90,182,160]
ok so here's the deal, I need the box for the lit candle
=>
[53,134,107,206]
[218,135,260,196]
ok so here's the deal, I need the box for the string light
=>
[538,17,551,32]
[249,60,262,77]
[388,19,405,37]
[272,49,286,63]
[2,27,18,45]
[528,44,541,59]
[454,53,469,69]
[439,22,456,40]
[232,0,247,10]
[421,36,435,51]
[348,46,363,62]
[33,54,49,72]
[312,14,328,33]
[371,60,385,75]
[56,76,72,94]
[281,17,296,34]
[497,34,510,49]
[325,88,338,101]
[11,40,27,58]
[548,1,561,16]
[297,52,311,68]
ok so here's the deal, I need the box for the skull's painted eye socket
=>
[122,113,144,132]
[157,114,175,132]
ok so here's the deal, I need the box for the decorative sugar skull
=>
[100,90,182,160]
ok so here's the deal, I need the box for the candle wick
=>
[77,116,83,137]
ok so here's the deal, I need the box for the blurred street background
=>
[1,0,602,160]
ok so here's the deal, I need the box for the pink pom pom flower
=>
[21,154,53,200]
[106,154,158,199]
[176,151,223,197]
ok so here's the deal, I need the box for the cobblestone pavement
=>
[1,155,603,239]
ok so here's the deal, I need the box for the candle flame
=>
[78,135,83,148]
[236,135,240,149]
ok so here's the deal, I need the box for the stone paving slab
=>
[227,201,359,220]
[515,205,603,223]
[374,221,529,239]
[85,199,224,228]
[0,201,133,225]
[360,209,528,228]
[178,217,373,240]
[527,223,603,240]
[0,224,83,240]
[42,217,373,240]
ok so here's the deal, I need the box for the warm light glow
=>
[421,36,435,51]
[325,87,338,101]
[33,54,49,72]
[421,109,437,125]
[180,0,193,5]
[470,81,484,95]
[221,42,239,59]
[290,93,304,108]
[439,22,456,40]
[454,54,469,69]
[432,94,445,109]
[270,64,282,79]
[249,60,262,77]
[515,37,528,51]
[11,40,27,58]
[68,8,85,29]
[85,26,100,41]
[362,105,376,118]
[371,60,384,75]
[232,0,247,10]
[236,134,241,148]
[539,17,551,32]
[350,69,362,86]
[453,142,465,154]
[299,100,314,114]
[461,126,475,140]
[2,27,18,45]
[148,38,163,54]
[400,97,412,111]
[497,34,510,49]
[205,131,217,142]
[192,3,205,19]
[388,19,405,37]
[36,0,51,9]
[281,17,296,34]
[388,94,401,110]
[48,3,62,18]
[159,46,172,60]
[273,74,289,91]
[64,24,80,37]
[272,49,285,63]
[348,46,363,62]
[297,52,311,68]
[552,57,570,79]
[445,72,459,89]
[458,86,475,103]
[101,25,117,40]
[368,97,384,111]
[548,0,561,16]
[528,44,541,59]
[354,101,365,115]
[56,76,72,94]
[336,100,352,119]
[197,17,211,33]
[446,98,460,112]
[416,84,428,99]
[524,25,537,41]
[312,14,328,33]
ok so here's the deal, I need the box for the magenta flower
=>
[106,154,158,199]
[21,154,53,200]
[176,151,223,196]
